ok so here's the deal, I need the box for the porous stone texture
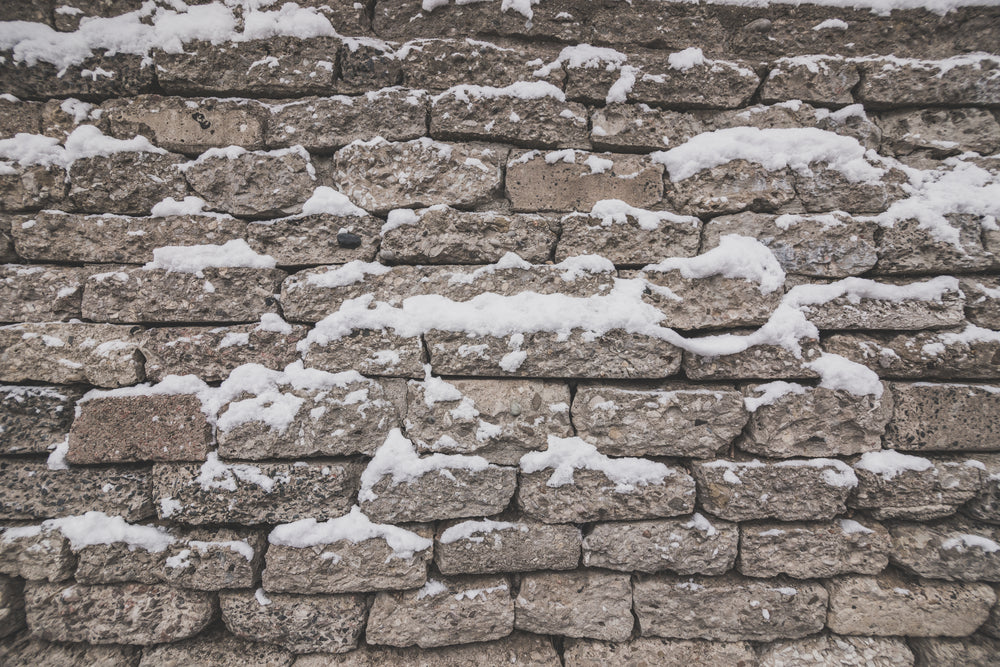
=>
[889,518,1000,582]
[296,632,560,666]
[965,454,1000,524]
[562,637,756,667]
[366,575,514,648]
[301,330,426,378]
[795,282,965,331]
[360,465,517,523]
[0,633,141,666]
[435,519,581,575]
[514,570,633,641]
[67,152,189,215]
[573,384,748,459]
[431,93,589,149]
[856,57,1000,107]
[0,385,81,455]
[25,582,215,645]
[761,57,860,105]
[665,161,797,217]
[739,520,891,578]
[138,629,295,667]
[583,516,738,575]
[874,214,994,275]
[220,589,366,654]
[885,382,1000,452]
[0,53,154,100]
[742,385,892,458]
[0,265,89,322]
[851,456,983,520]
[0,460,153,520]
[824,330,1000,380]
[825,574,996,637]
[910,635,1000,667]
[246,213,381,265]
[963,278,1000,330]
[633,574,828,641]
[758,635,915,667]
[162,528,265,591]
[0,527,76,582]
[555,209,701,266]
[683,340,824,381]
[638,270,783,329]
[0,576,25,639]
[877,108,1000,158]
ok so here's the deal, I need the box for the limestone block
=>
[910,635,1000,667]
[0,385,81,455]
[435,518,580,574]
[555,207,701,265]
[664,162,796,216]
[877,108,1000,158]
[875,214,993,274]
[962,278,1000,330]
[0,164,66,212]
[966,454,1000,524]
[824,330,1000,380]
[514,570,633,641]
[337,44,402,95]
[0,265,90,323]
[857,56,1000,108]
[293,632,559,666]
[67,151,189,215]
[739,519,891,578]
[0,98,42,138]
[851,452,984,520]
[562,637,756,667]
[0,634,140,665]
[890,518,1000,582]
[431,91,589,149]
[683,339,824,381]
[397,39,565,91]
[301,330,426,378]
[886,382,1000,452]
[759,635,914,667]
[761,57,860,105]
[0,53,153,100]
[138,628,294,667]
[636,270,783,329]
[161,528,265,591]
[0,527,76,581]
[360,465,517,523]
[246,213,381,265]
[590,105,705,153]
[796,166,904,215]
[795,280,964,331]
[0,575,24,639]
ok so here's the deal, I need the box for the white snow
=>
[195,451,281,493]
[643,235,786,293]
[805,353,885,398]
[381,208,421,235]
[46,437,70,470]
[0,125,164,172]
[744,381,807,412]
[941,533,1000,553]
[683,512,719,537]
[435,80,565,104]
[43,511,175,552]
[255,313,294,335]
[774,458,859,488]
[587,199,699,231]
[813,18,850,29]
[303,260,392,288]
[150,196,215,218]
[440,519,527,544]
[532,44,629,78]
[300,186,368,217]
[519,435,673,493]
[269,505,432,559]
[855,450,933,479]
[840,519,876,535]
[668,47,705,71]
[606,66,637,104]
[143,239,276,276]
[554,255,616,281]
[785,276,959,309]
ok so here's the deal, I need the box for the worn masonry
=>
[1,0,1000,664]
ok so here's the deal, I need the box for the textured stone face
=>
[263,528,432,594]
[220,589,366,654]
[665,162,796,217]
[824,330,1000,380]
[152,459,362,525]
[760,57,860,105]
[74,541,165,586]
[825,574,996,636]
[0,163,67,212]
[246,213,381,265]
[0,265,90,322]
[405,379,572,465]
[294,632,560,666]
[0,634,140,666]
[331,139,503,213]
[555,210,701,266]
[162,528,265,591]
[302,330,426,378]
[563,637,756,667]
[11,211,247,264]
[0,53,154,100]
[102,96,266,154]
[0,575,25,639]
[889,518,1000,582]
[0,460,152,520]
[396,39,565,91]
[857,57,1000,107]
[875,214,993,275]
[633,575,828,641]
[758,635,915,667]
[67,152,189,215]
[435,519,581,575]
[742,385,892,458]
[739,520,891,579]
[518,467,696,523]
[0,528,76,582]
[885,382,1000,452]
[25,582,215,645]
[69,394,211,464]
[137,629,295,667]
[431,93,589,149]
[683,340,823,381]
[965,454,1000,524]
[366,575,514,648]
[962,278,1000,330]
[877,108,1000,157]
[379,206,557,265]
[514,571,633,641]
[360,465,517,523]
[0,217,16,262]
[638,270,784,329]
[583,516,738,575]
[851,457,984,520]
[796,282,964,331]
[0,98,41,137]
[0,385,80,455]
[910,635,1000,667]
[506,150,663,212]
[590,105,705,153]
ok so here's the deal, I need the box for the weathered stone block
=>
[826,573,996,637]
[0,575,24,639]
[102,96,267,154]
[431,91,589,149]
[0,53,154,100]
[39,98,101,140]
[331,138,503,213]
[183,147,316,218]
[743,384,892,458]
[910,635,1000,667]
[637,270,783,329]
[337,43,402,95]
[51,0,149,32]
[162,528,265,591]
[361,465,517,524]
[890,518,1000,582]
[0,633,140,665]
[555,208,701,265]
[824,329,1000,380]
[794,280,964,331]
[0,217,16,262]
[761,57,860,105]
[435,518,580,574]
[963,278,1000,330]
[0,162,67,211]
[69,394,211,464]
[0,460,152,520]
[302,330,426,378]
[74,539,167,586]
[11,210,247,264]
[138,628,294,667]
[691,458,857,521]
[683,339,823,381]
[0,385,81,455]
[886,382,1000,452]
[857,56,1000,108]
[591,104,705,153]
[799,166,904,215]
[739,519,891,579]
[759,635,915,667]
[152,458,362,525]
[247,212,380,265]
[574,384,747,459]
[966,454,1000,524]
[706,102,883,150]
[0,265,90,323]
[507,150,663,212]
[0,527,76,581]
[875,214,993,274]
[563,637,756,667]
[515,570,633,641]
[665,162,796,216]
[428,330,684,379]
[366,575,513,648]
[877,108,1000,158]
[397,39,565,91]
[0,99,42,138]
[583,515,738,575]
[139,322,308,382]
[406,378,572,465]
[264,90,427,152]
[379,206,557,265]
[67,151,189,215]
[633,574,827,641]
[155,38,338,97]
[852,453,984,520]
[25,582,215,645]
[703,212,879,277]
[220,589,366,654]
[294,632,560,666]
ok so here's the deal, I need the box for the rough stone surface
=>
[0,163,67,212]
[0,217,17,262]
[796,281,964,331]
[825,573,996,636]
[293,632,560,666]
[638,270,783,329]
[263,526,433,594]
[396,39,565,91]
[0,460,152,520]
[857,57,1000,108]
[435,519,581,575]
[890,518,1000,582]
[138,629,294,667]
[683,340,824,381]
[0,576,25,639]
[507,150,663,212]
[0,633,140,666]
[331,139,503,213]
[73,540,166,586]
[0,527,76,582]
[162,528,265,591]
[851,456,984,520]
[878,108,1000,158]
[633,574,828,641]
[0,265,89,322]
[360,465,517,523]
[302,330,426,378]
[515,570,633,641]
[405,378,572,465]
[0,385,81,455]
[0,53,154,100]
[152,459,362,525]
[25,582,215,645]
[759,635,915,667]
[0,99,42,138]
[761,57,860,105]
[824,330,1000,380]
[555,209,701,266]
[518,466,696,523]
[562,637,756,667]
[742,385,892,458]
[573,384,747,459]
[910,635,1000,667]
[966,454,1000,524]
[139,323,308,382]
[665,162,797,217]
[875,214,994,275]
[739,520,891,579]
[247,213,381,265]
[886,382,1000,452]
[431,93,589,149]
[67,152,189,215]
[366,575,513,648]
[220,589,366,654]
[69,394,211,463]
[590,105,705,153]
[962,278,1000,330]
[379,207,557,265]
[583,515,738,575]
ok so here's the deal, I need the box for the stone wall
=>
[1,0,1000,664]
